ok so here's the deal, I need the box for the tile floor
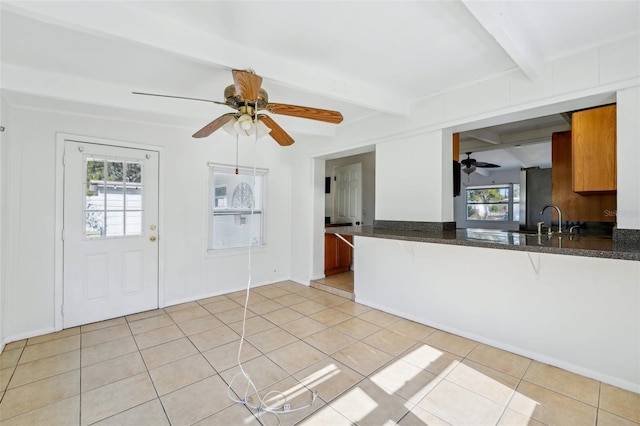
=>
[1,280,639,425]
[311,271,354,298]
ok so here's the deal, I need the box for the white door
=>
[334,163,362,225]
[63,141,159,328]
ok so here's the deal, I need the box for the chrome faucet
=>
[540,204,563,234]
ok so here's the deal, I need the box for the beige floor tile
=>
[92,398,169,426]
[133,324,185,350]
[266,341,327,374]
[357,309,402,328]
[160,375,236,425]
[80,372,156,425]
[252,285,291,299]
[80,317,127,333]
[149,353,215,395]
[140,337,199,370]
[399,405,450,426]
[330,378,410,424]
[196,294,229,305]
[194,402,261,425]
[386,318,436,341]
[423,329,478,357]
[246,327,299,353]
[125,308,165,323]
[189,325,240,352]
[0,349,22,370]
[245,375,327,426]
[81,324,131,348]
[297,404,353,425]
[508,380,597,425]
[229,316,277,336]
[467,343,531,378]
[524,360,600,406]
[271,293,308,307]
[3,340,27,351]
[313,293,350,308]
[289,300,328,316]
[308,308,352,327]
[279,317,327,339]
[272,280,308,293]
[305,328,356,355]
[222,355,291,396]
[128,314,174,335]
[177,315,224,335]
[214,306,257,323]
[249,300,283,315]
[597,408,640,426]
[294,358,364,404]
[292,287,326,300]
[599,383,640,423]
[446,359,519,406]
[19,335,80,364]
[0,369,80,421]
[167,305,211,323]
[415,379,504,425]
[81,335,138,367]
[497,408,546,426]
[400,343,462,377]
[261,307,304,325]
[8,350,79,389]
[27,327,80,346]
[0,395,79,426]
[81,351,147,392]
[164,301,200,313]
[230,292,268,306]
[370,358,440,406]
[333,300,372,316]
[0,367,14,391]
[363,329,418,357]
[331,317,381,340]
[202,339,262,373]
[332,341,393,376]
[202,298,243,314]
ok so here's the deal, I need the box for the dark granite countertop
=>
[325,226,640,261]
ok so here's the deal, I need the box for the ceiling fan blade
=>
[132,91,227,105]
[476,162,501,168]
[258,114,294,146]
[265,103,343,124]
[232,69,263,100]
[192,113,236,138]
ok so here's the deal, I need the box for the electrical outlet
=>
[283,404,291,412]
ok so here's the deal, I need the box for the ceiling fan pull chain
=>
[235,133,239,174]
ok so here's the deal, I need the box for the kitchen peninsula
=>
[328,224,640,394]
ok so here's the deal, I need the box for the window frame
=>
[207,163,268,253]
[465,183,520,222]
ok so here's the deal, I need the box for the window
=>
[208,164,267,250]
[84,156,143,238]
[466,184,520,222]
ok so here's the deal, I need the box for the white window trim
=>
[465,183,519,222]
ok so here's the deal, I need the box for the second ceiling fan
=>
[134,69,343,146]
[460,152,500,175]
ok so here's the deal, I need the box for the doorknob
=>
[149,235,157,242]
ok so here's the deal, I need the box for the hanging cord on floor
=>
[225,114,318,425]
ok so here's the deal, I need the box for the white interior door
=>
[334,163,362,225]
[63,141,159,328]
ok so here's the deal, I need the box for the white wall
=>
[0,94,11,350]
[355,236,640,393]
[2,95,292,341]
[616,86,640,230]
[454,168,522,230]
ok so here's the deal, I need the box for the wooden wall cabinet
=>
[324,233,353,276]
[572,104,617,193]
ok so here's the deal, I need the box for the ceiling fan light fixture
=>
[462,165,476,174]
[223,114,272,139]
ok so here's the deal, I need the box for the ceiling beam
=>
[461,0,544,80]
[1,2,409,116]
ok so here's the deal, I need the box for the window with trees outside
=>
[208,164,267,251]
[466,184,520,222]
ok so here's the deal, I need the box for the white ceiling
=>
[1,0,638,162]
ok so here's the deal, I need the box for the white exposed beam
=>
[461,0,544,80]
[465,128,501,145]
[1,2,409,116]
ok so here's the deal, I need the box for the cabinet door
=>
[324,234,339,272]
[572,105,616,193]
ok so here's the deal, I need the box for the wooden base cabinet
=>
[324,233,353,276]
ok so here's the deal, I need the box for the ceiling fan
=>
[133,69,343,146]
[460,152,500,175]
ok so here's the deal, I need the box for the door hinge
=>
[61,229,65,241]
[61,304,64,316]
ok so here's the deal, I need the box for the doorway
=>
[62,140,160,328]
